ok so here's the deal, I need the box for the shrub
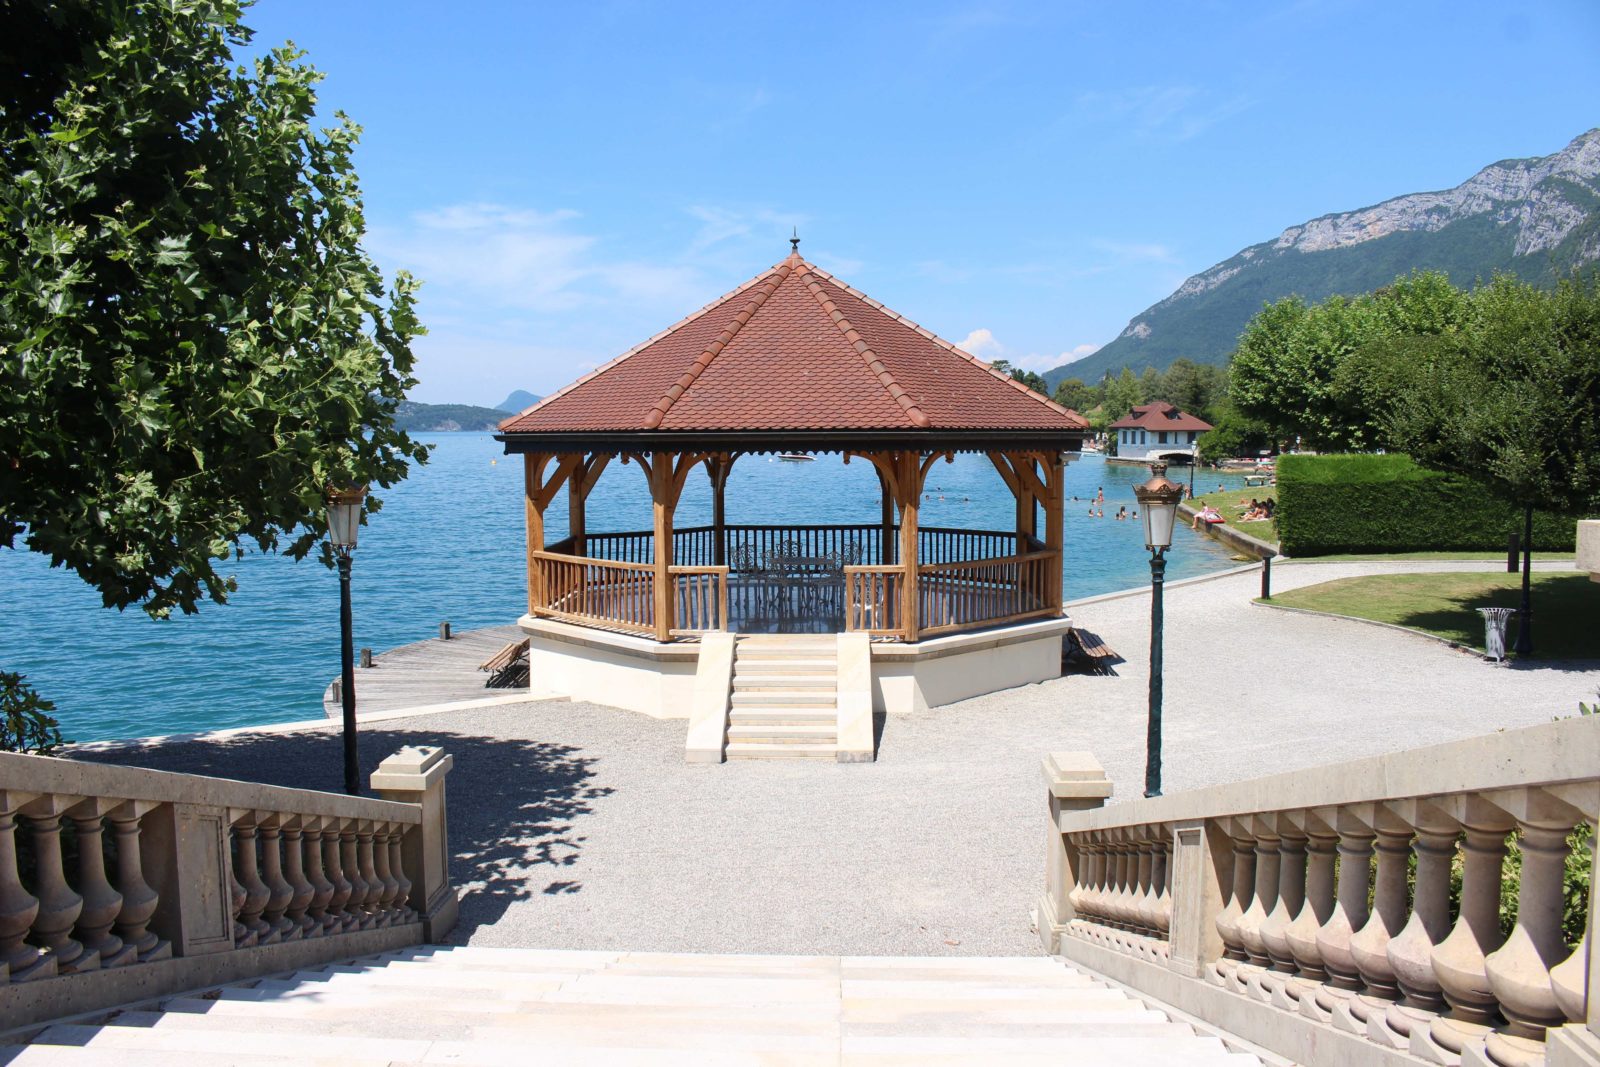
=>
[1276,454,1581,556]
[0,672,65,756]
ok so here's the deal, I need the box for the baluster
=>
[281,819,317,938]
[1339,805,1413,1033]
[1154,831,1173,947]
[1284,812,1338,1011]
[388,826,415,922]
[1253,816,1307,1004]
[1380,799,1459,1048]
[302,817,335,936]
[1209,818,1255,986]
[1481,786,1591,1066]
[1309,809,1375,1021]
[1421,796,1514,1061]
[107,800,168,962]
[256,815,299,941]
[342,822,369,929]
[372,823,400,925]
[357,822,382,928]
[1235,816,1282,997]
[325,818,355,932]
[68,799,134,968]
[0,792,51,980]
[232,813,275,944]
[23,796,95,972]
[1133,830,1161,940]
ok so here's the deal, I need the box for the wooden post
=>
[709,455,729,568]
[1015,477,1036,543]
[567,456,587,555]
[877,466,895,565]
[1045,453,1064,613]
[897,451,922,642]
[651,451,676,642]
[523,454,548,616]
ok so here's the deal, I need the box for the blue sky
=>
[242,1,1600,406]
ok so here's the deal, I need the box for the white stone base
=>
[520,614,1072,719]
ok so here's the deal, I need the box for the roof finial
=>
[789,227,800,255]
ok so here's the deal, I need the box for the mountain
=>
[393,401,512,433]
[497,389,541,412]
[1047,128,1600,387]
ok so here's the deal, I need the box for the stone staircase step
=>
[731,691,835,706]
[727,724,839,743]
[27,1022,424,1064]
[733,658,837,674]
[729,708,837,723]
[0,1046,367,1067]
[726,742,837,759]
[732,674,838,690]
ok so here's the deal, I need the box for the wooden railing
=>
[916,550,1057,637]
[0,746,457,1031]
[532,550,655,636]
[843,566,903,636]
[1038,715,1599,1067]
[577,524,1024,570]
[669,566,729,635]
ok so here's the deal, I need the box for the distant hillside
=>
[393,401,512,432]
[1047,128,1600,387]
[498,389,540,412]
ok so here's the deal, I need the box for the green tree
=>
[1148,358,1223,419]
[0,1,427,733]
[1386,273,1600,656]
[1102,368,1145,421]
[1052,377,1099,413]
[1,0,425,616]
[991,359,1048,396]
[1197,403,1273,463]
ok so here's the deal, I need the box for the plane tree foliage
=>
[0,1,427,746]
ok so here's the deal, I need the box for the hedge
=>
[1275,454,1581,556]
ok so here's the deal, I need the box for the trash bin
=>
[1479,607,1516,663]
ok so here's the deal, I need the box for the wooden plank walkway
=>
[321,624,526,720]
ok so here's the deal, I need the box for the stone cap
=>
[370,746,453,792]
[1042,752,1113,800]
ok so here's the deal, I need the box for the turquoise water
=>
[0,435,1253,742]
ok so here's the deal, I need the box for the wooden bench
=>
[1062,627,1122,675]
[478,638,530,689]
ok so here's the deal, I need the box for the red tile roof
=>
[1108,402,1213,433]
[499,252,1089,436]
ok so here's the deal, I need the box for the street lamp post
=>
[327,486,367,796]
[1133,462,1183,798]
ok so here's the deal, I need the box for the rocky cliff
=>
[1050,128,1600,385]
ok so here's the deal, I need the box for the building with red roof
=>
[494,245,1088,742]
[1107,402,1213,463]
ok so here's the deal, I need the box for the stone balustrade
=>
[1037,715,1598,1067]
[0,745,458,1031]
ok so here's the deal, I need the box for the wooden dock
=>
[321,624,527,720]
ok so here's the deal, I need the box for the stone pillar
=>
[68,798,134,968]
[1169,819,1230,979]
[1037,752,1112,954]
[23,795,94,973]
[371,746,459,941]
[0,790,48,981]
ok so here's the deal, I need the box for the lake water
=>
[0,434,1254,742]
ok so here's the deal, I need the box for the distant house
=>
[1109,401,1213,463]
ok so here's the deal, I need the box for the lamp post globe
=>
[1132,463,1183,798]
[327,485,367,796]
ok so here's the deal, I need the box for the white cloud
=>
[958,328,1003,357]
[1062,343,1101,362]
[1092,239,1178,264]
[1074,85,1252,142]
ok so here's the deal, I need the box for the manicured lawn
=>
[1191,487,1277,544]
[1306,551,1576,562]
[1265,571,1600,660]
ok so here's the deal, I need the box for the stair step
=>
[726,742,837,759]
[729,710,838,726]
[731,691,835,706]
[30,1022,421,1064]
[732,674,837,690]
[727,724,838,742]
[733,658,837,673]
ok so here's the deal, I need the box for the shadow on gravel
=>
[72,722,612,940]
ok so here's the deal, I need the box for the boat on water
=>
[776,453,814,462]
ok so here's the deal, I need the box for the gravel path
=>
[81,559,1598,958]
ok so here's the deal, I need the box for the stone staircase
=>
[0,947,1269,1065]
[725,635,840,759]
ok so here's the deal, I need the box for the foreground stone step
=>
[732,674,838,690]
[731,691,836,706]
[733,658,837,674]
[27,1022,424,1064]
[727,724,839,743]
[726,742,837,760]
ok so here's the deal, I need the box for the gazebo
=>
[496,245,1088,722]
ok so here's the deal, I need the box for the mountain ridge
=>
[1047,128,1600,386]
